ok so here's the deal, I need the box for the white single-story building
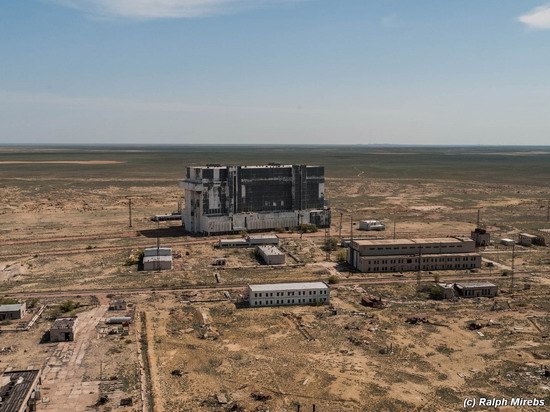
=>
[257,245,285,265]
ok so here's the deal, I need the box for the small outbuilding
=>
[454,282,498,298]
[518,233,546,247]
[256,245,286,265]
[0,302,26,321]
[50,317,77,342]
[471,228,490,247]
[109,299,127,311]
[143,247,173,271]
[359,220,385,231]
[500,238,515,246]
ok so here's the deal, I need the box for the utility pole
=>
[547,200,549,222]
[510,242,515,297]
[477,208,481,228]
[417,246,422,291]
[326,218,331,261]
[156,221,160,271]
[393,220,396,240]
[350,214,354,241]
[128,198,133,228]
[339,212,343,239]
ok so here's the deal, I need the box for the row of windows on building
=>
[366,245,464,251]
[462,288,493,296]
[253,298,327,305]
[367,263,478,272]
[253,290,328,298]
[366,256,478,265]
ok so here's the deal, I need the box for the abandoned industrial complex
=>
[248,282,330,307]
[347,237,482,273]
[180,164,330,234]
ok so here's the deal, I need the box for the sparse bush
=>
[298,224,318,233]
[427,285,444,300]
[336,249,347,262]
[328,275,339,284]
[324,237,338,251]
[59,300,79,313]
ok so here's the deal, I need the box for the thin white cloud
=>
[519,4,550,30]
[48,0,305,19]
[0,90,322,115]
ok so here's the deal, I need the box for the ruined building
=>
[180,164,330,234]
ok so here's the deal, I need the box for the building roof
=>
[143,255,172,263]
[0,304,24,312]
[455,282,497,289]
[219,238,248,244]
[249,282,328,292]
[51,317,77,330]
[247,234,279,239]
[519,233,538,238]
[257,245,284,255]
[0,369,41,412]
[351,237,473,247]
[143,247,172,257]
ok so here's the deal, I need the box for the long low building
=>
[248,282,329,307]
[348,237,481,273]
[436,282,498,299]
[257,245,285,265]
[218,234,279,248]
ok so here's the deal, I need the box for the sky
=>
[1,0,550,145]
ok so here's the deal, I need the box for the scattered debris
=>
[468,322,484,330]
[216,393,228,404]
[120,397,133,406]
[361,295,385,309]
[406,317,429,325]
[251,392,272,401]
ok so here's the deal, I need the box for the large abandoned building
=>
[180,164,330,234]
[348,237,482,273]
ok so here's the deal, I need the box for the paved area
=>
[39,305,107,411]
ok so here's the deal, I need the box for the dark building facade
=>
[181,164,329,234]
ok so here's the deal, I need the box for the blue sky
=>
[1,0,550,145]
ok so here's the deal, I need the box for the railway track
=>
[1,272,531,299]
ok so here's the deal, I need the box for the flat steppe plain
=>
[1,145,549,411]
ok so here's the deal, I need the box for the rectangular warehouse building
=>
[180,164,330,234]
[248,282,330,307]
[348,237,481,273]
[143,247,173,271]
[256,245,286,265]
